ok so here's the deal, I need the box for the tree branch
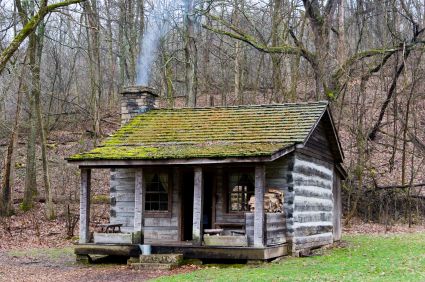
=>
[0,0,85,75]
[365,183,425,193]
[202,23,301,55]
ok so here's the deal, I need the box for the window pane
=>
[160,194,168,202]
[229,171,254,212]
[145,172,169,211]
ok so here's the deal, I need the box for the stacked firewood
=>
[248,188,284,213]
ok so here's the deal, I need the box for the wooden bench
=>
[204,228,224,236]
[214,222,244,229]
[214,223,245,236]
[98,223,122,233]
[230,230,246,236]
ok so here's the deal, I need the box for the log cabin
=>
[67,86,346,262]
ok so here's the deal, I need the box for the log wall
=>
[110,168,135,233]
[110,168,180,241]
[291,153,334,251]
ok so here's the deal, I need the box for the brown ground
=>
[0,249,199,282]
[0,203,199,282]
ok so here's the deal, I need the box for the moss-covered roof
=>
[68,102,328,161]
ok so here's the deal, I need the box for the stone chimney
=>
[121,85,158,124]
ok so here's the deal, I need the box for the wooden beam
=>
[134,168,144,242]
[192,167,204,245]
[254,164,265,247]
[79,168,91,244]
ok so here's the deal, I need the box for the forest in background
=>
[0,0,424,241]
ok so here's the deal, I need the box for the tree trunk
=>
[23,77,38,211]
[337,0,346,66]
[161,45,174,107]
[0,57,26,215]
[83,0,102,145]
[185,0,197,107]
[234,40,244,104]
[104,0,117,104]
[30,23,55,219]
[271,0,283,102]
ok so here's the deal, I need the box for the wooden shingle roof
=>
[68,102,331,161]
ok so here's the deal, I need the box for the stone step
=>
[139,253,183,264]
[130,262,178,270]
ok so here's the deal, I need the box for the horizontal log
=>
[294,225,333,237]
[144,229,178,241]
[293,178,331,189]
[110,216,134,227]
[293,165,332,181]
[293,232,333,251]
[294,197,333,212]
[294,211,333,223]
[110,179,135,186]
[110,193,135,202]
[111,206,135,213]
[144,217,177,227]
[111,185,135,192]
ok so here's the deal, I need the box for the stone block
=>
[139,253,183,264]
[203,235,248,247]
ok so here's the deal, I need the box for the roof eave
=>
[67,145,296,168]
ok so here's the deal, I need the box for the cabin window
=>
[145,172,169,211]
[228,171,255,212]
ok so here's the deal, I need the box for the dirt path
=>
[0,249,198,282]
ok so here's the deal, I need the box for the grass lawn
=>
[155,233,425,282]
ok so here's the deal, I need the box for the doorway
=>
[181,169,214,241]
[181,170,194,241]
[203,172,213,231]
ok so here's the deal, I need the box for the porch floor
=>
[74,242,288,261]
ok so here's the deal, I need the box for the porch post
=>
[134,168,144,243]
[254,164,265,247]
[192,166,204,245]
[79,168,91,244]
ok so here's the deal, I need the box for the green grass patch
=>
[154,233,425,282]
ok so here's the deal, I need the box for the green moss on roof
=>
[68,102,328,161]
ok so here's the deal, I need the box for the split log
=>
[249,188,284,213]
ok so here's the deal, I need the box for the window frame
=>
[225,168,255,214]
[144,168,172,217]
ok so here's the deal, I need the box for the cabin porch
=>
[76,159,291,261]
[74,242,288,261]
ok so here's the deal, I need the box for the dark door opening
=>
[181,171,194,241]
[203,172,213,230]
[181,169,214,241]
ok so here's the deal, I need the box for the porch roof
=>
[67,102,329,162]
